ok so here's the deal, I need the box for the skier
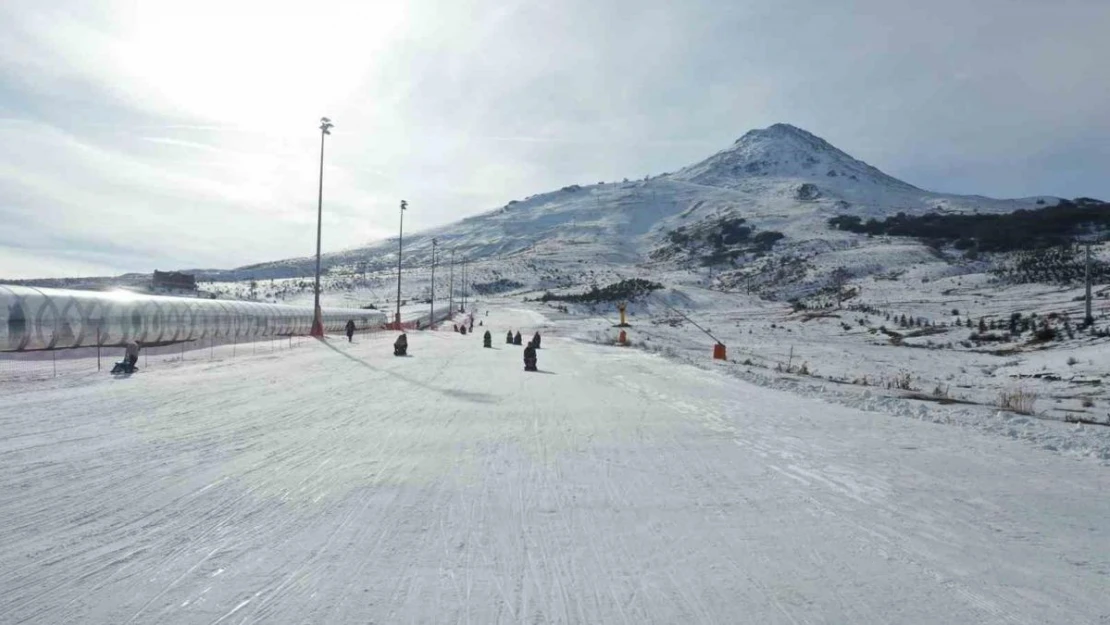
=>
[523,341,538,371]
[506,330,513,344]
[393,333,408,356]
[345,319,356,342]
[483,330,492,348]
[513,331,523,346]
[532,331,541,349]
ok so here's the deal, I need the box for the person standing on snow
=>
[345,319,356,342]
[506,330,514,344]
[532,331,541,349]
[513,331,522,345]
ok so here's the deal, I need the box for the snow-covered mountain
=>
[671,123,917,191]
[204,123,1055,281]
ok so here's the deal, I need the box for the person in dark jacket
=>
[483,330,492,348]
[532,331,541,349]
[393,333,408,356]
[345,319,356,342]
[506,330,513,344]
[112,340,141,374]
[523,342,538,371]
[513,331,522,345]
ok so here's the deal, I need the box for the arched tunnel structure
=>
[0,285,387,352]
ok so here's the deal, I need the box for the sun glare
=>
[116,1,410,128]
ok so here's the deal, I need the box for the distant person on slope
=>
[532,332,541,349]
[123,340,141,372]
[393,333,408,356]
[506,330,514,344]
[513,331,523,346]
[345,319,356,342]
[483,330,492,348]
[523,342,538,371]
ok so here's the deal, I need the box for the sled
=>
[110,361,138,375]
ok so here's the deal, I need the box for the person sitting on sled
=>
[523,341,537,371]
[124,339,141,370]
[393,333,408,356]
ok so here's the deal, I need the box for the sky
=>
[1,0,1108,279]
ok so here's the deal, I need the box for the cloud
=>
[0,0,1107,279]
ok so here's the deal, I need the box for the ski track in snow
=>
[1,308,1108,624]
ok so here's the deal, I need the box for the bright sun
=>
[115,1,410,128]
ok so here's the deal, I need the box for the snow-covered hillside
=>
[206,123,1055,282]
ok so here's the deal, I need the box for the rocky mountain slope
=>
[200,123,1056,282]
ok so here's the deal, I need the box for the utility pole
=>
[448,249,455,317]
[1085,240,1094,327]
[461,258,467,311]
[395,200,407,329]
[310,116,333,337]
[429,238,437,329]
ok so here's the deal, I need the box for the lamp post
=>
[448,249,454,318]
[461,257,468,311]
[395,200,407,330]
[311,116,333,337]
[429,238,437,329]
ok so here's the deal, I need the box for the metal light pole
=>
[461,258,467,311]
[395,200,407,329]
[429,238,437,329]
[448,249,455,317]
[311,116,333,337]
[1085,240,1094,327]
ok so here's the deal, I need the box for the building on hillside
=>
[151,270,197,295]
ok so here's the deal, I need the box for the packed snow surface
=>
[1,308,1107,624]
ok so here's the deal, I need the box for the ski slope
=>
[1,308,1107,624]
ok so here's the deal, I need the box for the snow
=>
[2,306,1108,624]
[199,123,1056,284]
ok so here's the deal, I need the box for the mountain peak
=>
[671,123,917,191]
[736,122,810,142]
